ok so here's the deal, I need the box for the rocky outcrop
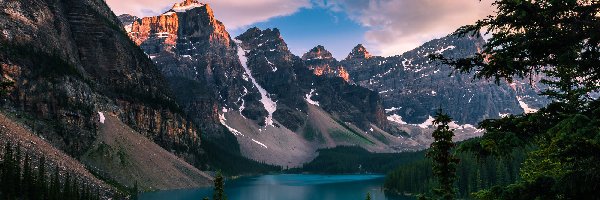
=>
[346,44,372,60]
[124,0,266,136]
[302,45,350,82]
[340,35,549,125]
[236,27,389,132]
[0,0,199,163]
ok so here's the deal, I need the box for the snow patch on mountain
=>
[387,114,408,124]
[385,107,401,113]
[434,45,456,54]
[252,139,268,149]
[517,96,538,113]
[235,40,277,126]
[98,112,105,124]
[219,108,244,136]
[305,89,320,106]
[418,115,436,128]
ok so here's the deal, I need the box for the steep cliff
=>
[125,0,266,136]
[0,0,208,190]
[122,1,398,166]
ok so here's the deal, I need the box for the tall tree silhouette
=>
[212,171,227,200]
[427,110,458,200]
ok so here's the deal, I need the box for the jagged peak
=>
[346,44,371,60]
[171,0,207,12]
[302,45,333,60]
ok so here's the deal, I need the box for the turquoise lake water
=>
[140,174,413,200]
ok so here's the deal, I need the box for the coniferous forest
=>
[386,0,600,199]
[0,142,102,200]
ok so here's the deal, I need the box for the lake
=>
[140,174,413,200]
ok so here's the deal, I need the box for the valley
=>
[2,0,595,199]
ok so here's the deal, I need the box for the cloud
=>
[105,0,311,29]
[316,0,495,56]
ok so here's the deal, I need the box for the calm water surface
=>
[140,174,413,200]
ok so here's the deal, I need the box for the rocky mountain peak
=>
[302,45,333,60]
[346,44,372,60]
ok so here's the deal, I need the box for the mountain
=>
[121,1,417,167]
[0,0,211,194]
[302,45,350,82]
[337,35,549,125]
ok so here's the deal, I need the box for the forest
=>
[385,0,600,199]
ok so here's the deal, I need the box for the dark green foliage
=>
[292,146,424,174]
[0,80,13,99]
[0,144,105,200]
[132,181,139,200]
[428,0,600,199]
[426,111,459,200]
[212,171,227,200]
[50,166,60,200]
[385,148,526,199]
[37,156,47,199]
[198,138,281,175]
[1,142,16,199]
[365,192,372,200]
[430,0,600,108]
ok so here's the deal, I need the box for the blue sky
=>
[230,7,367,60]
[107,0,494,58]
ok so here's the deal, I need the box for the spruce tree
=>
[212,171,227,200]
[23,153,35,200]
[50,166,60,200]
[132,181,139,200]
[14,144,21,196]
[1,142,14,198]
[37,156,47,200]
[365,192,372,200]
[63,173,72,200]
[427,110,458,200]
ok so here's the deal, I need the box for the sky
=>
[106,0,495,60]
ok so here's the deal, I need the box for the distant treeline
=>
[384,146,527,199]
[290,146,425,174]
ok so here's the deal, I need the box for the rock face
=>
[125,0,266,137]
[235,27,388,132]
[338,35,549,125]
[302,45,350,82]
[124,1,388,134]
[0,0,199,167]
[122,1,396,166]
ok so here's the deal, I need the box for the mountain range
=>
[0,0,548,197]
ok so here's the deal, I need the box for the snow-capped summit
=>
[171,0,206,12]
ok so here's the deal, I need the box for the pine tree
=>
[365,192,372,200]
[132,181,139,200]
[1,142,14,198]
[212,171,227,200]
[73,178,80,200]
[23,153,35,200]
[426,110,459,200]
[49,166,60,200]
[37,156,47,200]
[14,144,21,196]
[63,173,72,200]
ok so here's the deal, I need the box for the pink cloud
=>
[317,0,495,56]
[105,0,311,30]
